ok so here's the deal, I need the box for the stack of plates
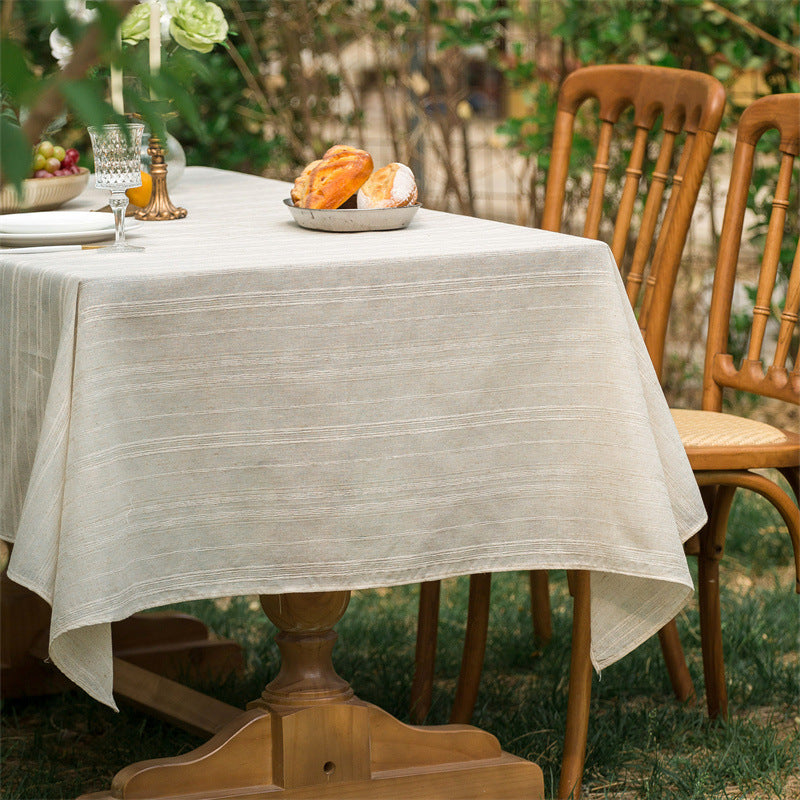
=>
[0,211,140,247]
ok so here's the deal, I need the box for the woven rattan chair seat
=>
[672,409,799,470]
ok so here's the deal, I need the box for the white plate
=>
[284,199,420,232]
[0,211,114,235]
[0,216,141,247]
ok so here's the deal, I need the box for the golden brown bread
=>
[290,159,322,206]
[292,146,374,209]
[357,162,418,209]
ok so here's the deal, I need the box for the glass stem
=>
[110,192,129,246]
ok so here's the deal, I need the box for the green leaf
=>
[713,63,734,82]
[646,45,669,61]
[92,0,127,40]
[0,115,32,189]
[745,55,766,70]
[0,39,36,101]
[60,78,120,127]
[697,34,716,54]
[31,0,62,26]
[629,23,647,44]
[153,72,203,139]
[732,39,748,62]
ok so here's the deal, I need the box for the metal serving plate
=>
[283,199,420,232]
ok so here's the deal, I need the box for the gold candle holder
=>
[134,133,187,221]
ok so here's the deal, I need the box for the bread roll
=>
[292,146,374,209]
[357,163,418,209]
[290,159,322,206]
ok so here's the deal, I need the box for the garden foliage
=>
[2,0,798,362]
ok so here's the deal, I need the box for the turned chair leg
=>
[410,580,441,723]
[558,570,592,800]
[450,570,592,798]
[653,486,717,708]
[698,484,737,720]
[529,570,553,644]
[450,573,492,724]
[657,621,695,703]
[698,553,727,720]
[417,570,591,797]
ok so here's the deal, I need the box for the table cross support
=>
[80,590,545,800]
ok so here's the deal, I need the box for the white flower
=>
[65,0,97,23]
[49,28,73,68]
[49,0,98,69]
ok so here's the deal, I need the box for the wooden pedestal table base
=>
[81,591,544,800]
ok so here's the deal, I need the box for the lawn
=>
[1,488,798,799]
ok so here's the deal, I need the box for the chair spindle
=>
[611,125,649,266]
[638,132,692,328]
[583,121,614,239]
[747,152,795,365]
[773,242,800,374]
[625,130,678,309]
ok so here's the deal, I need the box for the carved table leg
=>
[81,591,544,800]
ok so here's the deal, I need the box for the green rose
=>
[167,0,228,54]
[121,3,151,44]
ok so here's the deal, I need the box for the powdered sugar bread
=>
[357,163,418,209]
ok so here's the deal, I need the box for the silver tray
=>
[284,199,420,232]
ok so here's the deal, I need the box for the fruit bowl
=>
[0,168,90,214]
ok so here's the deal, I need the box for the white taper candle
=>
[110,26,124,114]
[149,1,161,99]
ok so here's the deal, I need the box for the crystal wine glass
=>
[88,123,145,252]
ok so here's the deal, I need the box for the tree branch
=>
[21,0,137,147]
[703,0,800,59]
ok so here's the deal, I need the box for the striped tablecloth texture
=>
[1,167,705,708]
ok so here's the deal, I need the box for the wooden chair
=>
[409,64,725,799]
[670,92,800,720]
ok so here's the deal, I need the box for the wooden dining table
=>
[0,167,706,799]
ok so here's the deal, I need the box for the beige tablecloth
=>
[1,167,705,709]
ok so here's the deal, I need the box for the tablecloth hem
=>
[45,551,696,640]
[680,507,708,545]
[3,567,120,710]
[591,582,694,673]
[6,563,55,607]
[40,564,695,710]
[50,624,119,712]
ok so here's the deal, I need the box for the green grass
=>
[2,489,798,799]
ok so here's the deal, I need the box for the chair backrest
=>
[542,64,726,378]
[702,93,800,412]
